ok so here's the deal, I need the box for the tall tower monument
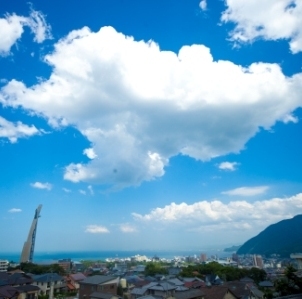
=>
[20,204,42,263]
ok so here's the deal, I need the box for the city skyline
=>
[1,0,302,253]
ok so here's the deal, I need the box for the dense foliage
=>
[11,262,66,275]
[180,261,266,283]
[144,262,168,276]
[274,265,302,296]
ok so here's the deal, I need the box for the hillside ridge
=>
[237,214,302,257]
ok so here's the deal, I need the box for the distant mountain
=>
[224,245,242,252]
[237,215,302,257]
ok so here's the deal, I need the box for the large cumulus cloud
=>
[1,26,302,187]
[132,193,302,233]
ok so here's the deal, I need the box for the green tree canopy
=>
[144,262,168,276]
[17,262,66,275]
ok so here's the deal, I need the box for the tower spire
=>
[20,205,42,263]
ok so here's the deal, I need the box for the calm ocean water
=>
[0,249,231,263]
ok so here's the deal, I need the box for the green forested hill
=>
[237,215,302,257]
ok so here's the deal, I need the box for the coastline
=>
[0,249,231,263]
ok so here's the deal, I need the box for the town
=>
[1,205,302,299]
[1,251,302,299]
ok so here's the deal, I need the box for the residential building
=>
[0,260,9,272]
[0,272,40,299]
[90,292,120,299]
[131,281,177,299]
[67,273,87,292]
[0,285,20,299]
[32,273,65,295]
[14,285,40,299]
[72,261,86,273]
[202,285,239,299]
[174,289,204,299]
[79,275,119,299]
[57,259,72,273]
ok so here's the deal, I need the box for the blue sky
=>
[1,0,302,254]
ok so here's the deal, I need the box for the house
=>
[145,281,177,298]
[78,275,119,299]
[166,279,184,287]
[225,281,252,299]
[239,278,254,284]
[32,273,65,295]
[14,285,40,299]
[202,285,239,299]
[67,273,86,292]
[72,262,86,273]
[182,277,205,289]
[204,275,223,286]
[0,286,19,299]
[131,281,177,299]
[248,287,263,299]
[174,288,205,299]
[0,273,33,286]
[0,272,40,299]
[132,266,146,275]
[57,259,72,273]
[131,287,148,299]
[90,292,121,299]
[258,281,274,289]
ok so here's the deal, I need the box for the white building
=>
[0,260,9,272]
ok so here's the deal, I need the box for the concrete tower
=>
[20,204,42,263]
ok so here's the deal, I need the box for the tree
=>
[275,265,302,296]
[18,262,66,275]
[248,267,266,283]
[144,262,168,276]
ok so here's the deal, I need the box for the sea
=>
[0,249,231,263]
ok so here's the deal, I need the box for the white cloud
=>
[64,163,97,183]
[1,26,302,188]
[282,113,299,124]
[0,14,26,55]
[30,181,52,190]
[218,161,239,171]
[0,116,41,143]
[79,189,86,195]
[132,193,302,233]
[199,0,207,11]
[62,188,71,193]
[26,9,52,43]
[221,186,269,196]
[8,208,22,213]
[120,223,137,233]
[85,225,109,233]
[83,148,97,159]
[0,10,51,55]
[221,0,302,53]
